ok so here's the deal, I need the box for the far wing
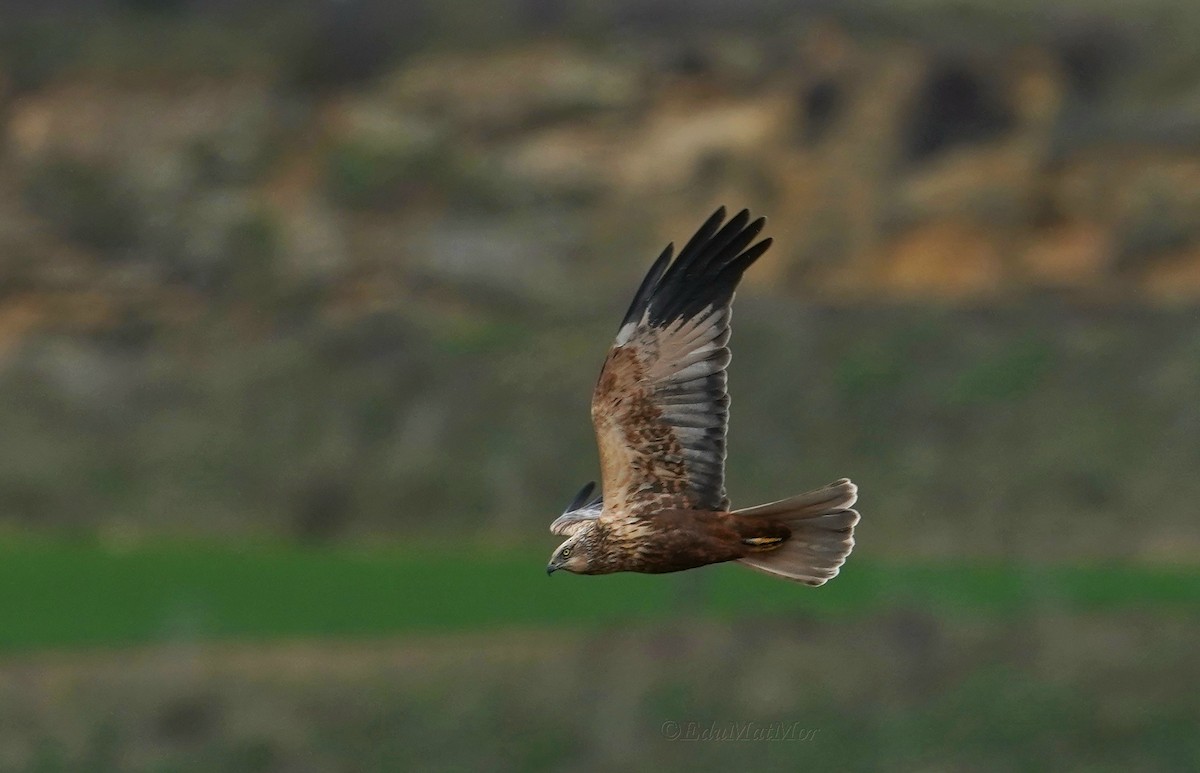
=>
[591,208,771,517]
[549,481,602,535]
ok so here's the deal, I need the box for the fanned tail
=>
[734,479,860,586]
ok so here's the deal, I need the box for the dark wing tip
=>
[619,243,674,330]
[564,481,597,513]
[741,235,772,263]
[647,208,772,327]
[616,207,772,333]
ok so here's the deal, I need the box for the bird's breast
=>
[601,509,750,574]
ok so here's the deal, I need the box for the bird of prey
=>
[546,207,860,585]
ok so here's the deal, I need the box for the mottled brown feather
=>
[592,346,694,516]
[602,511,786,573]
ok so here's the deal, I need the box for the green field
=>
[0,539,1194,651]
[1,540,1197,771]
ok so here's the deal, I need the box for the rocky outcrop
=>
[4,22,1200,349]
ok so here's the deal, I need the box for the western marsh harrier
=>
[547,208,859,585]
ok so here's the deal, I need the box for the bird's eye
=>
[561,547,572,558]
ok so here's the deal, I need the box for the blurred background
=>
[1,0,1199,770]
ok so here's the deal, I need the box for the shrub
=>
[22,156,139,256]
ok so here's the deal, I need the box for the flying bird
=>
[547,207,860,585]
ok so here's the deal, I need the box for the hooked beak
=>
[546,563,559,576]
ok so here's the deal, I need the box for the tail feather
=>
[734,479,860,586]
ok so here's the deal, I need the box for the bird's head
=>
[547,522,601,575]
[547,482,604,575]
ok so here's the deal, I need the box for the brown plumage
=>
[547,208,860,586]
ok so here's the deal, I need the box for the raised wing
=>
[549,481,603,535]
[591,207,771,518]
